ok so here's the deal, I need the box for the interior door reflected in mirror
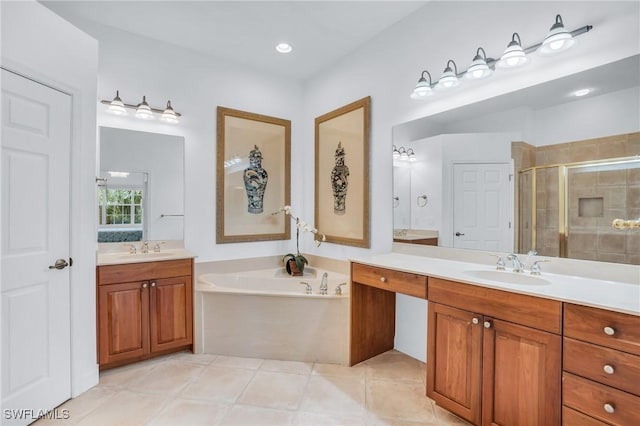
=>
[98,127,185,243]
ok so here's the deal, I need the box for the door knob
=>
[48,259,69,270]
[455,232,465,237]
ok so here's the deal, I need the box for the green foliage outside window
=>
[98,188,144,226]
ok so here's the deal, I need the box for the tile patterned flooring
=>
[37,350,471,426]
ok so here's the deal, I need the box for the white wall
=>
[1,1,99,396]
[70,19,305,262]
[532,86,640,146]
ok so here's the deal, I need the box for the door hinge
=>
[508,221,512,229]
[509,174,513,182]
[69,257,73,267]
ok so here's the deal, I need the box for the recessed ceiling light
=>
[275,42,293,54]
[573,88,591,97]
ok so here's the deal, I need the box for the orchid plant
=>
[274,205,326,274]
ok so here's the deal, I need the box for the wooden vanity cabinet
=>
[349,262,427,366]
[97,258,193,369]
[427,278,562,426]
[562,304,640,425]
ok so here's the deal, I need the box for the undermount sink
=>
[463,270,551,286]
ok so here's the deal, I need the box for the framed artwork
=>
[216,107,291,243]
[314,96,371,248]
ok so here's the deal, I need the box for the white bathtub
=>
[196,267,350,364]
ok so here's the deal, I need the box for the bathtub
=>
[196,267,350,364]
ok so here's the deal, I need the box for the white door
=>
[1,69,72,425]
[453,163,511,252]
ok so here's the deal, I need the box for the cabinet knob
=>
[380,277,387,283]
[483,320,492,329]
[142,283,148,289]
[472,318,479,325]
[603,403,615,414]
[603,365,615,375]
[603,326,615,336]
[151,282,156,287]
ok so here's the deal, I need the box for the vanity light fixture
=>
[496,33,529,69]
[393,146,416,162]
[135,96,154,120]
[538,14,575,55]
[161,101,179,124]
[410,70,434,99]
[409,14,592,100]
[392,145,401,159]
[107,91,127,115]
[436,60,460,90]
[101,91,182,123]
[464,47,493,80]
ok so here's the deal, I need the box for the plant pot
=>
[286,258,304,276]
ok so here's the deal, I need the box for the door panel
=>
[482,318,561,426]
[427,302,482,425]
[149,276,193,352]
[453,163,511,252]
[1,69,72,425]
[98,282,149,365]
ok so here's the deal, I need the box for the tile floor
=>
[36,350,471,426]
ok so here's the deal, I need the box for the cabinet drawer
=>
[97,259,192,285]
[351,263,427,299]
[564,304,640,356]
[562,406,608,426]
[429,278,562,334]
[564,338,640,396]
[563,372,640,426]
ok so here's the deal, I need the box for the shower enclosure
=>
[518,156,639,264]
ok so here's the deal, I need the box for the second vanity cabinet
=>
[562,303,640,425]
[97,258,193,369]
[427,278,563,426]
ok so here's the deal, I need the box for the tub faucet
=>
[507,254,524,273]
[299,282,312,295]
[320,272,328,295]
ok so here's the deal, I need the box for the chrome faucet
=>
[140,241,149,253]
[507,254,525,273]
[320,272,328,295]
[299,282,312,294]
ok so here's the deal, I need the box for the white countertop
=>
[97,248,197,266]
[351,252,640,316]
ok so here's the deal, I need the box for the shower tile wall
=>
[513,132,640,264]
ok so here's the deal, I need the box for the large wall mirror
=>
[393,55,639,265]
[98,127,185,243]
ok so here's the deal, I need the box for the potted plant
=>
[276,206,325,276]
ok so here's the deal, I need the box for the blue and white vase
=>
[331,142,349,215]
[243,145,268,214]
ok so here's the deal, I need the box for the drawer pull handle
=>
[151,282,156,287]
[603,326,615,336]
[603,403,615,414]
[472,318,479,325]
[603,364,615,375]
[380,277,387,283]
[142,283,148,289]
[483,320,492,329]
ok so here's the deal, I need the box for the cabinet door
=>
[149,276,193,353]
[98,281,150,365]
[427,302,483,425]
[482,318,561,426]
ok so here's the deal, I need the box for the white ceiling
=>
[41,1,428,81]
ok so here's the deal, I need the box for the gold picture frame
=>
[314,97,371,248]
[216,107,291,243]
